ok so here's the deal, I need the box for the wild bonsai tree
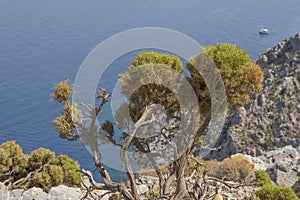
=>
[52,43,263,200]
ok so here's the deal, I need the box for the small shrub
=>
[56,154,82,186]
[204,159,220,175]
[0,141,82,191]
[31,165,64,191]
[28,148,56,170]
[208,154,254,182]
[254,170,272,186]
[244,194,260,200]
[185,155,255,182]
[265,138,275,150]
[255,184,298,200]
[0,147,13,173]
[0,141,28,181]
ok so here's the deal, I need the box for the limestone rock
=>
[22,187,47,200]
[292,179,300,198]
[137,184,149,195]
[258,145,299,188]
[48,185,82,200]
[243,154,267,170]
[0,182,9,200]
[9,189,24,200]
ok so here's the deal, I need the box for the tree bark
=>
[121,136,139,200]
[172,112,211,199]
[171,154,189,200]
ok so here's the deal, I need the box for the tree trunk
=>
[171,155,189,200]
[172,113,212,199]
[163,172,176,195]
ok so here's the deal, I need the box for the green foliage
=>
[130,51,183,72]
[119,52,182,120]
[0,141,28,180]
[147,190,160,199]
[31,165,64,191]
[28,148,56,170]
[187,43,264,114]
[52,80,81,140]
[56,155,81,186]
[244,194,261,200]
[255,184,298,200]
[53,102,79,139]
[203,43,251,76]
[252,170,297,200]
[0,141,81,191]
[265,138,275,150]
[52,79,72,103]
[0,148,12,172]
[0,140,23,156]
[254,170,272,187]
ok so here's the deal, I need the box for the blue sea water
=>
[0,0,299,182]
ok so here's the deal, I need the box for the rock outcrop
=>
[0,185,84,200]
[0,183,9,200]
[245,146,300,198]
[258,145,300,188]
[0,179,149,200]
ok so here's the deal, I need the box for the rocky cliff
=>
[204,33,300,198]
[208,33,300,160]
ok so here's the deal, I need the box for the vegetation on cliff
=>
[0,141,81,191]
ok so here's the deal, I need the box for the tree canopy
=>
[187,43,264,115]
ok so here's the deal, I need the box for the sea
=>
[0,0,300,182]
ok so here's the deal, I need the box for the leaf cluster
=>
[119,52,183,120]
[187,43,264,112]
[52,79,72,103]
[0,141,81,191]
[246,169,298,200]
[255,184,298,200]
[52,80,82,140]
[0,141,28,180]
[130,51,183,72]
[254,170,272,187]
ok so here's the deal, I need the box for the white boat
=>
[259,28,269,34]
